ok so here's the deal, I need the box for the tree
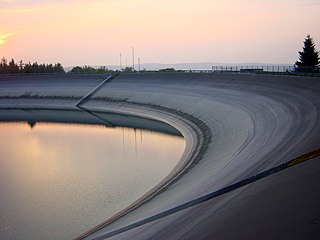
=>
[70,65,114,74]
[122,66,134,72]
[53,63,65,73]
[70,66,83,73]
[159,68,176,72]
[8,59,19,73]
[295,35,320,72]
[23,62,34,73]
[0,58,65,74]
[0,57,8,73]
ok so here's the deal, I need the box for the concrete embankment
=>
[1,73,320,239]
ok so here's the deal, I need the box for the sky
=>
[0,0,320,67]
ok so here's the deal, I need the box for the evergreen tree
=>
[295,35,320,72]
[70,66,83,73]
[0,58,66,74]
[0,57,8,73]
[18,60,24,71]
[54,63,65,73]
[23,62,34,73]
[8,59,19,73]
[0,56,67,74]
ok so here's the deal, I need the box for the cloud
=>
[0,33,14,47]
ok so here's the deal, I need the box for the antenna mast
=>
[132,47,135,71]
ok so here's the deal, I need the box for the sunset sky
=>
[0,0,319,67]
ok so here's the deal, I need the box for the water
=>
[0,121,185,240]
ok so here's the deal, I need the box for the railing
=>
[212,65,295,73]
[185,65,320,77]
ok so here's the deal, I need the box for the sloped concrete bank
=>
[75,100,211,239]
[1,73,320,239]
[80,73,320,240]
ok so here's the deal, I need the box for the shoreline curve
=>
[74,100,212,239]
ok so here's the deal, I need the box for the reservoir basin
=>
[0,109,185,240]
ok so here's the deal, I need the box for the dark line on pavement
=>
[77,106,114,127]
[92,149,320,240]
[76,75,113,108]
[76,74,114,127]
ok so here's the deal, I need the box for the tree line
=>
[0,58,65,74]
[69,66,114,74]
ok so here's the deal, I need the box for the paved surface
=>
[1,73,320,239]
[107,157,320,240]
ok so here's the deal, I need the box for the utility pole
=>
[120,53,122,70]
[132,47,135,71]
[138,57,141,72]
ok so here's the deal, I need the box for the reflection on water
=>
[0,122,185,240]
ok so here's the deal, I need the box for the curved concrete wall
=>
[80,73,320,239]
[1,73,320,239]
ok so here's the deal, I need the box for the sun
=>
[0,33,13,47]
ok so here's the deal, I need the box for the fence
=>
[212,65,295,73]
[209,65,320,77]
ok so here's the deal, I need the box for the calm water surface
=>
[0,122,185,240]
